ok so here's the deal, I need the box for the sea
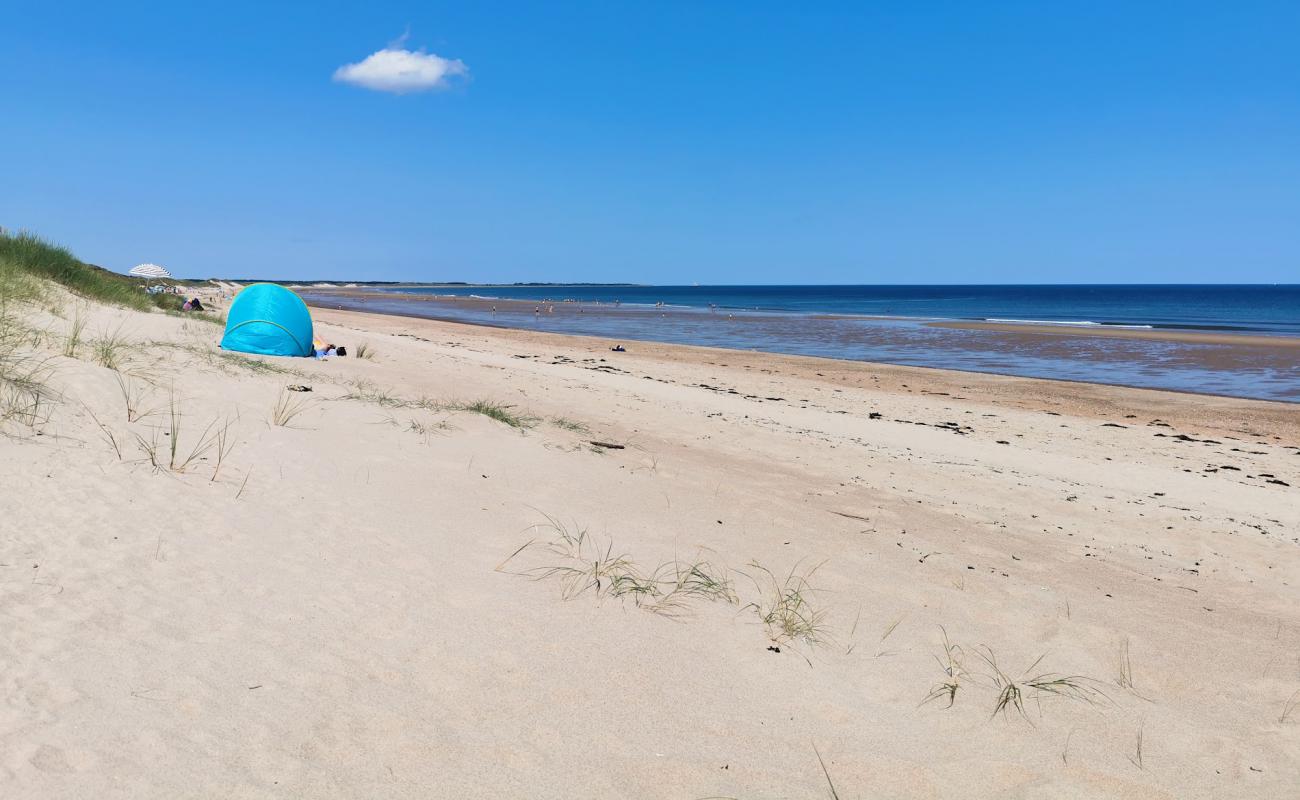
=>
[301,285,1300,402]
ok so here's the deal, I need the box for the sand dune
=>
[2,295,1298,798]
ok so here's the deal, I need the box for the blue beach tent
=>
[220,283,314,357]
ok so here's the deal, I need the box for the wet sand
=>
[301,289,1300,402]
[933,320,1300,348]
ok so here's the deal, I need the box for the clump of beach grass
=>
[742,560,830,647]
[165,390,220,472]
[1281,689,1300,724]
[271,388,314,427]
[340,389,539,432]
[499,516,647,602]
[114,372,154,422]
[498,515,737,617]
[0,248,46,307]
[216,350,295,375]
[1114,637,1151,700]
[451,399,538,430]
[1,372,54,431]
[342,379,405,408]
[83,403,123,460]
[168,308,223,326]
[548,416,589,434]
[976,646,1107,722]
[1128,722,1145,769]
[922,627,968,709]
[355,341,374,360]
[1116,637,1136,690]
[128,391,227,474]
[643,557,739,617]
[211,417,237,482]
[131,426,164,470]
[0,315,55,432]
[91,324,131,370]
[407,417,450,437]
[63,304,87,358]
[146,341,302,377]
[664,558,738,604]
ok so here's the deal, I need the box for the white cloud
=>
[333,46,468,94]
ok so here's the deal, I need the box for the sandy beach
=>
[3,293,1299,798]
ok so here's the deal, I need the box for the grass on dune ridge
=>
[0,230,195,313]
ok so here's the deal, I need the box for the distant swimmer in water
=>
[534,306,540,314]
[491,306,497,313]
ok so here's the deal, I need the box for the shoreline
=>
[303,285,1300,340]
[310,304,1300,436]
[304,292,1300,407]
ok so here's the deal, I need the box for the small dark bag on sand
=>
[335,346,347,357]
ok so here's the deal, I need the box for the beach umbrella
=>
[129,263,172,279]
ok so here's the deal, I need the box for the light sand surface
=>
[3,295,1299,798]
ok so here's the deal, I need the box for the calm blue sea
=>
[391,284,1300,335]
[304,284,1300,401]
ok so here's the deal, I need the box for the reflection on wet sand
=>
[300,290,1300,402]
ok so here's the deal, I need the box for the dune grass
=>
[502,516,646,602]
[92,324,132,370]
[1282,689,1300,724]
[131,426,164,469]
[148,341,303,377]
[83,402,123,459]
[742,560,830,647]
[0,231,187,311]
[976,646,1107,722]
[922,627,968,709]
[0,360,53,430]
[813,743,843,800]
[342,379,405,407]
[548,416,590,434]
[128,391,227,474]
[1128,722,1145,769]
[62,304,87,357]
[499,515,737,616]
[450,399,537,429]
[337,382,540,431]
[216,350,296,375]
[114,372,154,422]
[0,292,55,432]
[211,417,237,482]
[271,389,314,427]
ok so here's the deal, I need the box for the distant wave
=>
[984,318,1155,330]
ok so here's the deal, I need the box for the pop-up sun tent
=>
[220,283,314,357]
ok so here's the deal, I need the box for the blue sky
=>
[2,1,1297,283]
